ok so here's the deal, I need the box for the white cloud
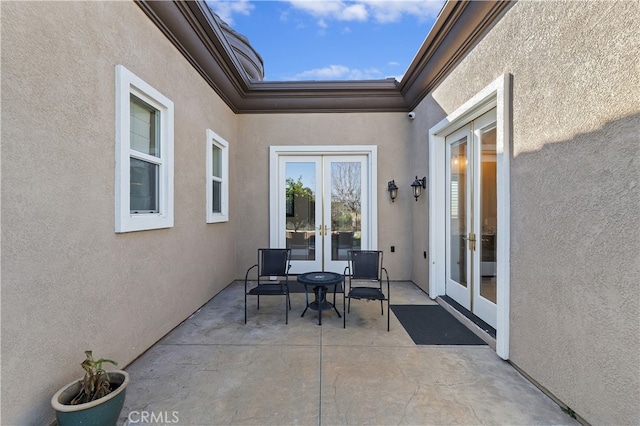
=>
[286,1,345,18]
[208,1,445,29]
[364,0,444,24]
[286,0,443,25]
[347,67,383,80]
[286,1,367,23]
[340,4,368,21]
[290,64,383,81]
[206,0,254,25]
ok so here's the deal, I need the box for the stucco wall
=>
[4,0,638,424]
[2,2,238,424]
[236,113,414,281]
[407,95,446,294]
[412,1,639,424]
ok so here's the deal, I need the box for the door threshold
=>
[436,296,496,350]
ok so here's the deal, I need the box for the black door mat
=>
[391,305,487,345]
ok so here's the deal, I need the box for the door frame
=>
[269,145,378,270]
[428,74,511,359]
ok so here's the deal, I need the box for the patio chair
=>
[343,250,390,331]
[244,248,292,324]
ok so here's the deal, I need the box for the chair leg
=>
[387,300,390,332]
[380,300,384,315]
[285,294,289,324]
[244,292,247,324]
[343,295,347,328]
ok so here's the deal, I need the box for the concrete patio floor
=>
[118,281,578,425]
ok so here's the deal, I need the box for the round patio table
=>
[298,271,343,325]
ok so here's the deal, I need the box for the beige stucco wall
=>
[2,2,238,424]
[408,95,445,294]
[411,1,639,424]
[235,113,414,281]
[4,0,638,425]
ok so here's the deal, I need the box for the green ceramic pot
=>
[51,371,130,426]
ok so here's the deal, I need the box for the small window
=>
[115,65,174,233]
[206,129,229,223]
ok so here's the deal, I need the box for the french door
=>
[276,154,370,274]
[445,109,497,328]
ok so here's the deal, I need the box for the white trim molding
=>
[268,145,378,251]
[206,129,229,223]
[428,74,511,359]
[115,65,174,233]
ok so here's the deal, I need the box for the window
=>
[206,129,229,223]
[115,65,174,233]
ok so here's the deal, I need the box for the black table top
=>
[297,271,343,285]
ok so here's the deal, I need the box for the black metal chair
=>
[244,248,292,324]
[343,250,390,331]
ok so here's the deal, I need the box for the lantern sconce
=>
[387,180,398,202]
[411,176,426,201]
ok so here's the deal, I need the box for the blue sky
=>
[206,0,445,82]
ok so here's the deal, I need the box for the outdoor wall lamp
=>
[387,180,398,202]
[411,176,427,201]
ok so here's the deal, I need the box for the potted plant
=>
[51,350,130,426]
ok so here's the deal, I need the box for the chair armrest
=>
[244,264,258,287]
[382,267,390,297]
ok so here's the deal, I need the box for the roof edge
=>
[136,0,511,114]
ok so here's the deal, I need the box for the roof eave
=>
[136,0,512,114]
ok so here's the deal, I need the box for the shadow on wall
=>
[509,112,639,425]
[407,95,446,294]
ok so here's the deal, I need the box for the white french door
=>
[445,108,497,328]
[275,154,370,274]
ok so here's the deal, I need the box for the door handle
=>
[318,224,329,236]
[466,232,477,251]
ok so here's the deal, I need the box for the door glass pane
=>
[330,162,361,261]
[450,139,467,286]
[480,127,497,303]
[130,158,158,213]
[285,163,316,260]
[130,95,159,157]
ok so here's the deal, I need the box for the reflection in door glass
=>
[479,127,497,303]
[285,163,316,260]
[331,162,361,260]
[450,139,467,287]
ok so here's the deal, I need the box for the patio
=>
[116,281,577,425]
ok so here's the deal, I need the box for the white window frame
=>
[206,129,229,223]
[115,65,174,233]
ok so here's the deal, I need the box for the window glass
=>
[212,180,222,213]
[130,96,159,157]
[212,145,222,178]
[130,158,158,213]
